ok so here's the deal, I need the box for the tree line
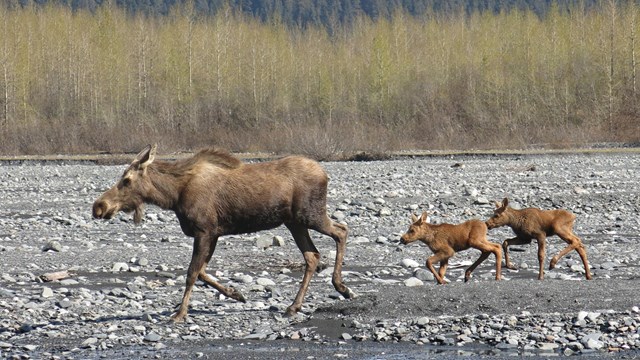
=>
[2,0,604,30]
[0,1,638,157]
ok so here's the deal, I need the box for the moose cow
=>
[486,197,592,280]
[92,144,356,321]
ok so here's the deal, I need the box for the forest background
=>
[1,0,639,158]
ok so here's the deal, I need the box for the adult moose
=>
[92,144,355,321]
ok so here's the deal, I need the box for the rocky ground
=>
[1,151,639,359]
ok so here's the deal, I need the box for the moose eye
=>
[121,178,131,187]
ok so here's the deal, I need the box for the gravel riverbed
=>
[1,152,640,359]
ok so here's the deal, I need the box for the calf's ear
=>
[419,211,429,223]
[411,214,419,223]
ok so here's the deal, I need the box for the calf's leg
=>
[438,259,448,280]
[502,236,532,270]
[426,251,452,285]
[465,251,491,282]
[551,230,592,280]
[535,235,547,280]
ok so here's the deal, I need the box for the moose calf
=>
[486,198,592,280]
[400,212,502,284]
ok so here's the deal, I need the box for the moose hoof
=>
[228,288,246,303]
[171,313,186,323]
[549,259,558,270]
[340,286,357,299]
[505,263,518,270]
[284,306,300,317]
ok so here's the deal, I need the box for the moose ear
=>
[411,214,419,223]
[133,144,156,170]
[420,211,429,223]
[502,197,509,208]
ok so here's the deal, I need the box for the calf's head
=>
[486,197,510,229]
[400,212,430,244]
[92,144,156,224]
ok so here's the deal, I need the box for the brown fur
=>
[92,144,355,321]
[486,197,592,280]
[400,212,502,284]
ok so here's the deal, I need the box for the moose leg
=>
[285,224,321,316]
[172,234,211,322]
[551,231,592,280]
[197,237,246,303]
[426,251,452,285]
[465,251,491,282]
[535,235,547,280]
[312,217,356,300]
[502,236,531,270]
[438,259,448,280]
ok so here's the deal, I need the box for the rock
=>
[538,342,559,351]
[59,279,79,286]
[404,277,423,287]
[464,187,478,197]
[136,258,149,266]
[272,236,286,247]
[22,344,38,351]
[112,262,129,272]
[413,268,434,282]
[401,259,421,268]
[376,236,389,244]
[43,240,62,252]
[349,236,370,244]
[58,299,73,309]
[41,287,54,298]
[233,273,253,284]
[144,332,161,342]
[378,208,392,216]
[82,337,98,347]
[157,271,176,279]
[244,332,268,340]
[341,333,352,340]
[332,211,346,221]
[573,186,589,195]
[255,236,272,249]
[581,332,604,350]
[256,278,275,286]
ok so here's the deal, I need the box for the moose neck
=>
[505,209,526,230]
[144,162,188,210]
